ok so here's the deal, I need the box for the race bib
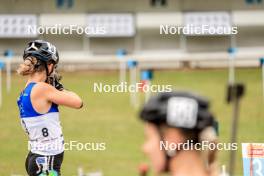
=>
[242,143,264,176]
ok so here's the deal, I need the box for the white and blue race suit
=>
[17,82,64,156]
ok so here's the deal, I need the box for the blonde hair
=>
[17,57,45,76]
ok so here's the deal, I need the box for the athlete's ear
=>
[48,63,54,73]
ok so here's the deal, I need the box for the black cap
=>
[140,91,215,131]
[23,40,59,64]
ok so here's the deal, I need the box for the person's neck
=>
[169,150,209,176]
[27,72,46,84]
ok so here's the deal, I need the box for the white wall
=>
[0,0,263,56]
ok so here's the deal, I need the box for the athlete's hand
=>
[46,71,64,91]
[54,78,64,91]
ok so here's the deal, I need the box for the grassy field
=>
[0,68,263,176]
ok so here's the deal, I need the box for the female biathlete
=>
[17,40,83,176]
[139,91,219,176]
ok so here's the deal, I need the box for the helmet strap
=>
[157,127,173,172]
[157,126,200,173]
[44,63,55,82]
[44,63,49,82]
[157,126,181,173]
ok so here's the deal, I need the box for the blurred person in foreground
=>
[17,40,83,176]
[139,91,219,176]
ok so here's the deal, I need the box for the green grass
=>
[0,68,263,176]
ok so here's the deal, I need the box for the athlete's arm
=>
[39,82,83,109]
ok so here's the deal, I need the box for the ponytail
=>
[17,57,46,76]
